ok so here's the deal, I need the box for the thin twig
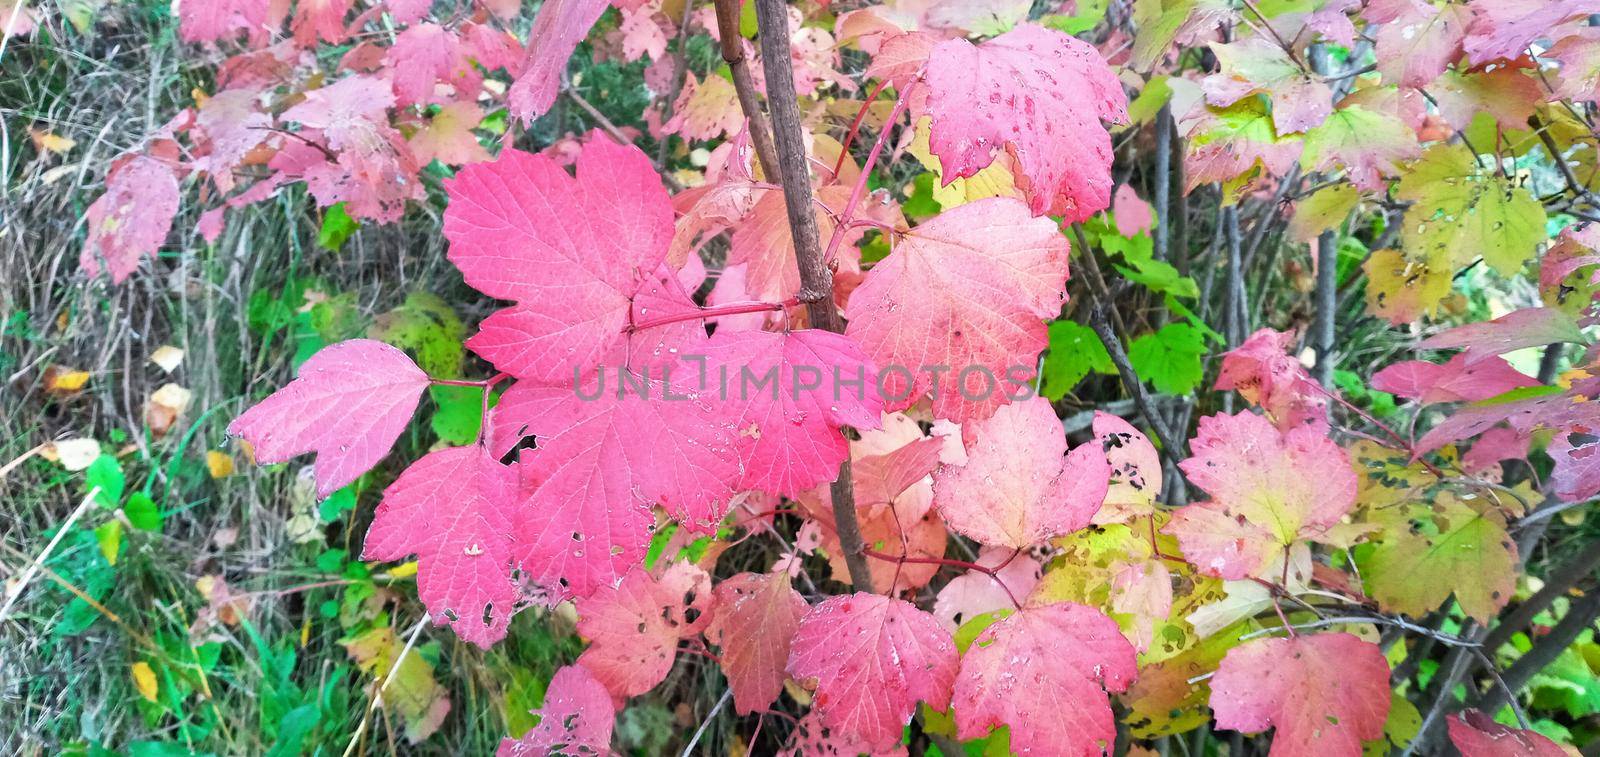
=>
[0,487,99,624]
[682,688,732,756]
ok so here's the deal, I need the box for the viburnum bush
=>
[69,0,1600,753]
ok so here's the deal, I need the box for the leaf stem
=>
[820,80,917,269]
[628,299,794,332]
[832,78,893,179]
[861,547,1023,609]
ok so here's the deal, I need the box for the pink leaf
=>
[1462,0,1600,65]
[1092,412,1162,523]
[388,0,431,25]
[1112,184,1154,237]
[1374,1,1468,88]
[1203,36,1332,134]
[923,23,1128,220]
[497,665,615,756]
[787,593,958,750]
[730,185,886,302]
[445,137,674,384]
[1167,411,1356,579]
[228,340,429,497]
[931,547,1040,631]
[507,0,608,124]
[179,0,275,44]
[192,88,270,192]
[708,571,809,715]
[1419,308,1587,365]
[953,602,1137,755]
[1448,710,1576,757]
[843,197,1069,423]
[699,329,884,498]
[387,23,481,106]
[1210,633,1391,757]
[577,561,713,698]
[1371,353,1537,405]
[80,155,180,284]
[292,0,354,46]
[932,397,1109,548]
[363,444,523,646]
[1215,328,1328,431]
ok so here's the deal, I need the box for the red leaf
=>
[1092,411,1162,523]
[1209,633,1391,756]
[952,602,1137,755]
[507,0,608,123]
[228,340,430,497]
[1448,709,1576,757]
[787,593,958,750]
[80,155,180,284]
[179,0,275,44]
[577,561,712,698]
[1167,411,1356,579]
[843,197,1069,423]
[931,547,1039,631]
[707,571,808,715]
[932,397,1109,548]
[923,23,1128,220]
[364,444,522,646]
[292,0,354,46]
[445,137,674,384]
[1371,354,1538,405]
[1463,0,1599,65]
[699,328,884,497]
[497,665,615,756]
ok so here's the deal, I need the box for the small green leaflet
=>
[1128,323,1205,394]
[317,203,360,252]
[1040,320,1114,399]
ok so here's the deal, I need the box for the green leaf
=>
[1040,320,1114,399]
[85,454,125,509]
[1128,323,1205,394]
[1041,0,1107,34]
[903,172,942,219]
[123,492,163,531]
[318,485,357,523]
[317,203,360,252]
[429,384,485,445]
[370,292,466,378]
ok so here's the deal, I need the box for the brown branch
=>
[1483,539,1600,653]
[750,0,874,593]
[712,0,780,181]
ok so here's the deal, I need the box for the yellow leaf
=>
[149,345,184,373]
[205,450,234,479]
[44,365,90,393]
[46,438,102,471]
[131,662,159,702]
[96,520,123,566]
[29,128,76,154]
[383,560,419,579]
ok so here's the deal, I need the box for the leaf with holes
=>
[707,571,809,715]
[1209,632,1391,757]
[576,561,712,699]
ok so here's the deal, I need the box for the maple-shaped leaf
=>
[932,547,1041,631]
[662,73,743,142]
[388,0,431,25]
[1215,328,1327,431]
[497,665,615,756]
[853,435,945,516]
[409,102,492,166]
[1182,99,1300,204]
[191,89,270,192]
[277,76,423,223]
[1429,65,1543,132]
[1371,354,1538,405]
[493,368,741,523]
[1363,492,1518,621]
[788,593,958,750]
[1299,105,1420,192]
[707,571,808,715]
[1092,412,1162,523]
[292,0,353,46]
[445,137,673,384]
[1209,633,1391,756]
[1287,184,1359,243]
[1540,225,1600,323]
[80,155,181,284]
[1418,307,1587,365]
[364,444,522,647]
[1166,411,1356,579]
[507,0,608,123]
[577,561,712,699]
[783,710,910,757]
[1373,0,1468,88]
[932,397,1109,548]
[922,23,1128,220]
[387,23,481,106]
[229,340,430,497]
[1396,143,1548,277]
[1203,36,1330,134]
[700,329,884,498]
[843,197,1068,423]
[1546,28,1600,104]
[952,602,1138,755]
[1463,0,1600,65]
[1447,710,1576,757]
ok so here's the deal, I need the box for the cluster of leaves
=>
[45,0,1600,753]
